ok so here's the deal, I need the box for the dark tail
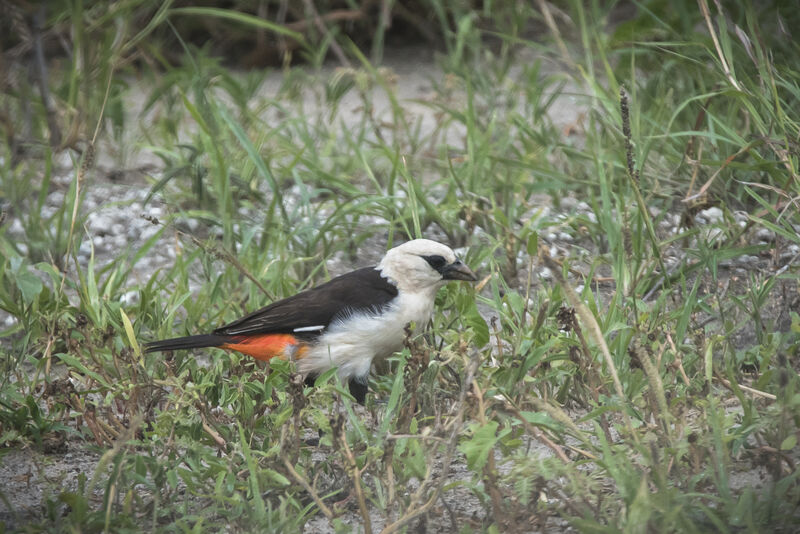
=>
[144,334,231,353]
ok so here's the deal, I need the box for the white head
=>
[377,239,477,294]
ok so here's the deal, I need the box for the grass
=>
[1,0,799,532]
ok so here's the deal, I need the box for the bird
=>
[144,239,478,403]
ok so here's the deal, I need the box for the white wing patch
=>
[293,325,325,333]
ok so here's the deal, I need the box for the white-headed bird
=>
[145,239,477,403]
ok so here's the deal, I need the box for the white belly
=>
[296,292,434,379]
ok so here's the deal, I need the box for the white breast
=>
[296,291,436,379]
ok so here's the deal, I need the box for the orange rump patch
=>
[221,334,308,362]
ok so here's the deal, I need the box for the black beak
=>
[442,260,478,282]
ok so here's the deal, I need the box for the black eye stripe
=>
[422,255,448,272]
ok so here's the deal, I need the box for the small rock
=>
[736,255,760,266]
[9,218,24,235]
[140,225,159,241]
[88,213,114,233]
[560,196,578,210]
[754,228,775,243]
[733,211,749,224]
[49,190,65,206]
[697,206,723,225]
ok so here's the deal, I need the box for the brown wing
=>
[214,267,398,337]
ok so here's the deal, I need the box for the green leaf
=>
[519,411,561,432]
[238,423,267,521]
[169,7,307,43]
[56,353,110,387]
[459,421,500,471]
[263,468,290,487]
[780,435,796,451]
[526,232,538,256]
[16,271,43,304]
[120,308,141,358]
[167,469,179,488]
[465,300,489,347]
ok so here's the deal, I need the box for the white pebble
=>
[754,228,775,242]
[140,226,159,241]
[697,207,723,224]
[736,255,760,265]
[10,218,24,234]
[89,213,113,232]
[560,197,578,210]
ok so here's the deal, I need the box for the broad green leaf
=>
[459,421,501,472]
[16,271,43,304]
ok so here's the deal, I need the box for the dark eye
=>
[423,255,447,271]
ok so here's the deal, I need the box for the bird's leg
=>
[348,377,368,405]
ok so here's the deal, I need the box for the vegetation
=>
[1,1,798,531]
